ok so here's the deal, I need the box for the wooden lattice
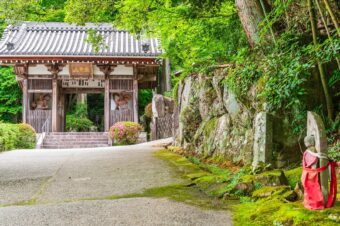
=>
[110,79,133,91]
[110,109,134,125]
[154,114,174,139]
[28,79,52,90]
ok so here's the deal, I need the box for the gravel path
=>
[0,139,232,226]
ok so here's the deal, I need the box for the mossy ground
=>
[160,148,340,226]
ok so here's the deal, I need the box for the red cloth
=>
[301,151,337,210]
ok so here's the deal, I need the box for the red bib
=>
[301,151,337,210]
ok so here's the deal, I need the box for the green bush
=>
[66,114,95,132]
[328,141,340,161]
[109,121,143,145]
[0,123,36,151]
[17,123,36,149]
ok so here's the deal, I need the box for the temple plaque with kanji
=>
[69,62,93,79]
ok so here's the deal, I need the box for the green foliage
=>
[66,115,95,132]
[87,94,104,131]
[0,123,36,151]
[225,60,261,101]
[328,141,340,162]
[285,167,302,188]
[66,103,96,132]
[16,123,36,149]
[0,123,18,151]
[109,121,143,145]
[85,29,109,53]
[138,89,153,116]
[0,67,22,122]
[64,0,115,24]
[0,0,66,23]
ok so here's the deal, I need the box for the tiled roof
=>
[0,22,162,58]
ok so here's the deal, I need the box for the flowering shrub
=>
[109,121,143,145]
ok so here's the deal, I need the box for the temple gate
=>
[0,22,170,133]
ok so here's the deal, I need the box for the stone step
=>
[42,132,110,149]
[49,132,108,136]
[41,144,110,149]
[45,136,108,139]
[43,142,108,146]
[44,137,108,141]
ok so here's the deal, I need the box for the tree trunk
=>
[236,0,265,48]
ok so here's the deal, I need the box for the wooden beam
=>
[28,90,52,93]
[109,89,133,93]
[62,88,104,94]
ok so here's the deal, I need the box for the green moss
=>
[203,118,217,137]
[285,167,302,188]
[1,199,37,207]
[233,198,340,226]
[252,186,290,199]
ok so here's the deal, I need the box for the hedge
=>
[0,123,36,152]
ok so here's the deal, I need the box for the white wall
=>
[28,64,133,76]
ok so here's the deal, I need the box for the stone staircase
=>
[41,132,110,149]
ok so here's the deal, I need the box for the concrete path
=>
[0,139,232,226]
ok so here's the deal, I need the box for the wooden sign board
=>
[69,63,93,79]
[62,79,105,88]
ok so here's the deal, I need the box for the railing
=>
[41,116,51,135]
[36,116,51,149]
[28,110,52,133]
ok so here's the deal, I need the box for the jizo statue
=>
[301,112,337,210]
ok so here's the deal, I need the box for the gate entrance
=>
[0,22,171,133]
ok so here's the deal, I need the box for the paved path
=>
[0,139,231,226]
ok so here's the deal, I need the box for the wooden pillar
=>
[22,79,28,123]
[14,64,29,124]
[133,64,139,123]
[52,78,58,132]
[59,92,65,132]
[98,65,115,131]
[133,79,139,122]
[46,63,64,132]
[104,78,110,131]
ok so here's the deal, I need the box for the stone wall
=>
[175,69,304,168]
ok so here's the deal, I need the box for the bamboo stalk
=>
[259,0,277,44]
[322,0,340,38]
[308,0,334,121]
[315,0,340,70]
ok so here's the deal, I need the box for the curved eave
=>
[0,55,162,65]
